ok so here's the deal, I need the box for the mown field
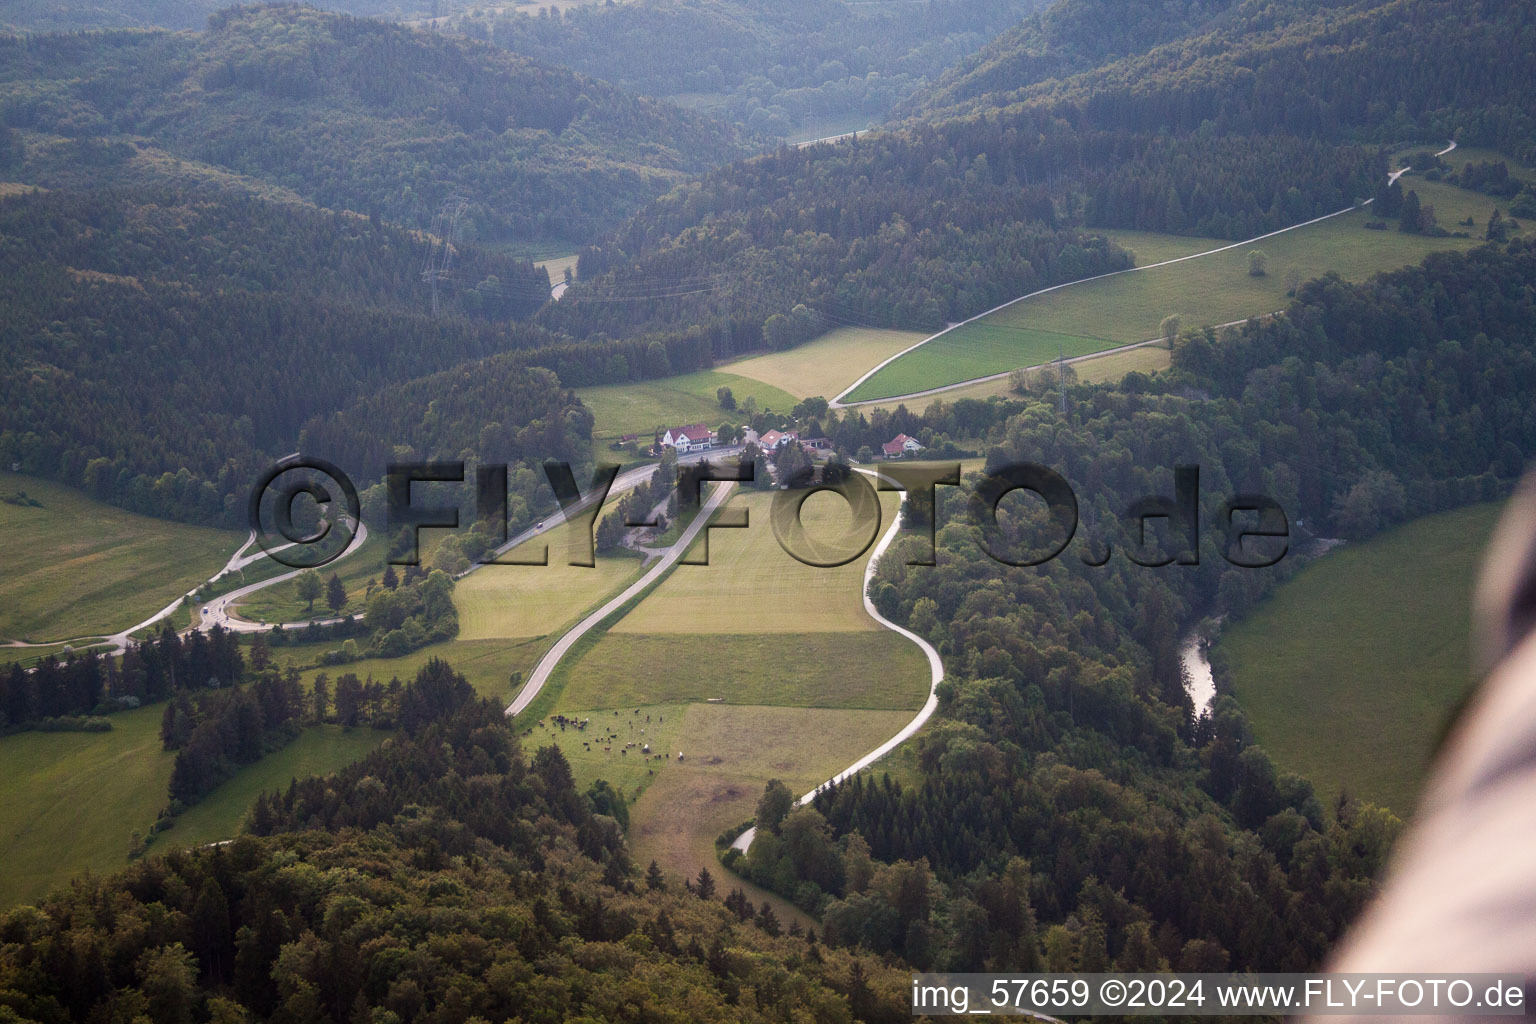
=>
[845,173,1523,401]
[1217,502,1501,817]
[611,489,900,635]
[851,344,1174,412]
[0,472,239,642]
[721,327,927,402]
[0,705,382,906]
[556,631,928,710]
[578,369,799,444]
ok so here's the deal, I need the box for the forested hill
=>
[0,4,759,241]
[917,0,1536,161]
[0,185,585,526]
[541,0,1531,357]
[904,0,1254,114]
[460,0,1042,137]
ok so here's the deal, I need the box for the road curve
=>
[504,479,737,717]
[731,469,945,853]
[197,517,369,635]
[833,142,1458,410]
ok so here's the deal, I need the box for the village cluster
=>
[649,423,926,460]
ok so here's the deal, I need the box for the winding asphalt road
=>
[832,141,1459,410]
[729,468,945,853]
[504,478,737,716]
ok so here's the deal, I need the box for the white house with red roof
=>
[758,428,799,449]
[660,423,715,452]
[881,433,924,458]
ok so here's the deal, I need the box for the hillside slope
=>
[0,4,757,240]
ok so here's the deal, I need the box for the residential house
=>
[758,428,800,449]
[881,433,925,458]
[660,424,715,452]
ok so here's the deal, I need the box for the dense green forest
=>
[921,0,1536,161]
[0,189,587,525]
[0,4,756,240]
[464,0,1041,137]
[0,662,917,1023]
[725,238,1534,972]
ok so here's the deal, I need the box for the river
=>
[1181,632,1216,718]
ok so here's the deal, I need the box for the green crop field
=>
[0,472,240,642]
[578,370,799,443]
[556,631,928,710]
[722,327,928,401]
[0,706,381,906]
[1217,502,1501,818]
[846,174,1523,402]
[610,490,900,635]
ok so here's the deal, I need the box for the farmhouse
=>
[758,428,799,449]
[659,423,715,452]
[881,433,925,458]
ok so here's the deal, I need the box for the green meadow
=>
[0,706,383,906]
[0,473,239,642]
[577,370,799,444]
[846,174,1523,402]
[1218,503,1501,817]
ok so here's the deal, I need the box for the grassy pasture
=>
[721,327,928,401]
[556,631,928,711]
[610,490,900,635]
[0,704,170,906]
[535,702,911,924]
[623,703,911,922]
[170,725,387,847]
[0,472,239,642]
[846,177,1518,401]
[852,344,1174,413]
[458,543,644,642]
[1097,228,1227,264]
[1218,503,1500,817]
[0,705,381,906]
[578,370,799,444]
[284,637,550,705]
